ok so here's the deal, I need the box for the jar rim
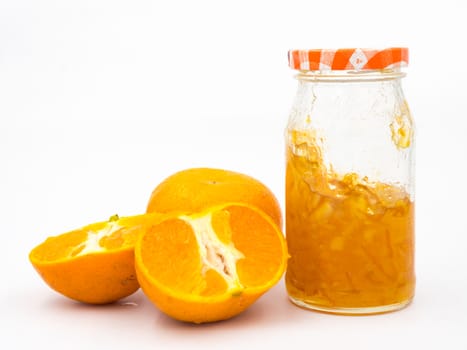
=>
[294,69,406,82]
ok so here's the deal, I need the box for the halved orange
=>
[29,213,163,304]
[135,202,288,323]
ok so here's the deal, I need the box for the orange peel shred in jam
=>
[285,130,415,310]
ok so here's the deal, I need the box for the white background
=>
[2,0,467,349]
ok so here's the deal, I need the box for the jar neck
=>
[295,69,406,83]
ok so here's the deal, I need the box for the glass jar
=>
[285,48,415,315]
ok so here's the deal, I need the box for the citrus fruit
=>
[29,213,162,304]
[135,202,288,323]
[146,168,283,229]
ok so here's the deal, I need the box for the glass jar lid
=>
[288,47,408,71]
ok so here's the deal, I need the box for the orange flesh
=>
[285,130,415,309]
[139,205,284,298]
[32,230,88,261]
[139,218,211,295]
[31,222,139,262]
[228,206,284,288]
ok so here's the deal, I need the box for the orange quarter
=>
[29,213,163,304]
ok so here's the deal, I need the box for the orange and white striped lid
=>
[288,47,408,71]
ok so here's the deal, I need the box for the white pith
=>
[73,222,122,257]
[180,212,245,291]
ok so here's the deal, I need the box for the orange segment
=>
[135,203,288,324]
[29,213,163,304]
[228,205,285,288]
[211,209,234,244]
[200,269,228,297]
[139,218,205,295]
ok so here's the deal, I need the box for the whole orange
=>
[146,168,282,228]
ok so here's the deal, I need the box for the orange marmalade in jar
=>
[285,48,415,314]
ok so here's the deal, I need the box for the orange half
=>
[29,213,163,304]
[135,203,288,323]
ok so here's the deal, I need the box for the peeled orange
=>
[146,168,283,229]
[135,203,288,323]
[29,213,162,304]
